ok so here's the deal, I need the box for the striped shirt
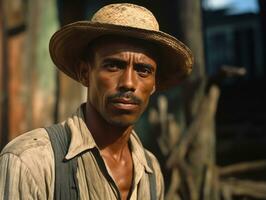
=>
[0,105,164,199]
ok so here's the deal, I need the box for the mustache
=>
[107,91,142,105]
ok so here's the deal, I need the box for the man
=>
[0,3,193,200]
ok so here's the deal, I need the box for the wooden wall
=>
[0,0,86,149]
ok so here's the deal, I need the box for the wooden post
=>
[0,0,58,148]
[24,0,58,129]
[0,0,26,143]
[0,0,9,149]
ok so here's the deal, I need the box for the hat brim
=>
[49,21,193,90]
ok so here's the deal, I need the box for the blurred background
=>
[0,0,265,199]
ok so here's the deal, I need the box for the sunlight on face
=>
[86,37,157,127]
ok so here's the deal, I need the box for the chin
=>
[107,117,137,127]
[103,112,139,127]
[109,121,134,128]
[101,106,145,127]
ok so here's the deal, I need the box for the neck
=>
[84,103,133,154]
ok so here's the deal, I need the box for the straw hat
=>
[49,3,193,90]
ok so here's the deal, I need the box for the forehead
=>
[88,36,159,62]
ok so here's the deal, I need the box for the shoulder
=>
[1,128,51,157]
[0,128,55,199]
[0,128,54,175]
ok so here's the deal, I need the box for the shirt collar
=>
[64,104,153,173]
[64,104,97,160]
[129,131,153,173]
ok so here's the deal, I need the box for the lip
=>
[110,98,139,110]
[112,98,138,104]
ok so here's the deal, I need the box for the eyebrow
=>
[103,58,127,66]
[103,57,155,71]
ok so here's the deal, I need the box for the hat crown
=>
[91,3,159,31]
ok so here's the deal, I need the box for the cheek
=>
[96,72,119,96]
[88,73,102,106]
[138,79,155,103]
[88,72,116,104]
[142,78,155,93]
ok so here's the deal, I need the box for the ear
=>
[77,61,91,87]
[151,85,156,95]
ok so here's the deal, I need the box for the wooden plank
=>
[219,160,266,176]
[0,0,7,149]
[58,74,86,122]
[3,0,27,141]
[221,179,266,199]
[23,0,58,129]
[8,33,26,140]
[0,0,59,146]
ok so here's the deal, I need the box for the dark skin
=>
[80,37,157,200]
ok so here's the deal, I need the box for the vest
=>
[45,124,156,200]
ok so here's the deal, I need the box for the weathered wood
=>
[24,0,58,129]
[56,1,88,121]
[0,0,7,149]
[2,0,27,141]
[0,0,58,146]
[220,179,266,199]
[165,169,181,200]
[165,85,220,200]
[8,32,26,140]
[57,74,86,122]
[175,1,213,199]
[219,160,266,176]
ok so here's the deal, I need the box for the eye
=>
[102,59,125,72]
[103,63,120,72]
[135,64,154,77]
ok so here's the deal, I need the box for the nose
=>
[118,66,137,92]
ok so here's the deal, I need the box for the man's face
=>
[86,38,157,127]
